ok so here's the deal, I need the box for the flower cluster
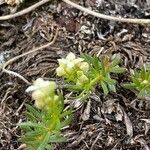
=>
[26,78,58,110]
[22,78,71,149]
[56,52,89,87]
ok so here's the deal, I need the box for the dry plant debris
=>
[4,0,23,6]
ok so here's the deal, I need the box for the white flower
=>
[31,90,45,102]
[65,62,75,73]
[26,78,56,94]
[58,58,68,66]
[34,99,45,109]
[26,78,57,109]
[72,58,84,65]
[66,52,76,61]
[56,52,86,78]
[79,62,89,72]
[56,67,66,76]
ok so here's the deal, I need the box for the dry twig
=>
[0,0,50,20]
[0,0,150,24]
[2,28,59,84]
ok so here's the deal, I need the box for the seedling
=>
[81,54,126,95]
[19,78,71,150]
[123,67,150,98]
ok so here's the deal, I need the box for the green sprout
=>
[123,67,150,98]
[81,54,126,95]
[19,78,72,150]
[56,53,126,98]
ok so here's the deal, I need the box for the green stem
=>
[89,75,101,87]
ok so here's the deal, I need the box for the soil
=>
[0,0,150,150]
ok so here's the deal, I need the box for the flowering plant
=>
[19,52,149,149]
[56,53,126,98]
[19,78,72,150]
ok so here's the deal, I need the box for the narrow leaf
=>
[100,81,109,95]
[37,132,51,150]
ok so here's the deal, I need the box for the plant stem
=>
[89,76,101,87]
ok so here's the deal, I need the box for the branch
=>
[0,0,50,20]
[62,0,150,24]
[2,28,59,84]
[0,0,150,25]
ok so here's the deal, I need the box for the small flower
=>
[79,62,89,72]
[72,58,84,65]
[76,71,89,87]
[56,67,66,77]
[26,78,56,96]
[26,78,57,109]
[34,98,45,109]
[66,52,76,60]
[31,90,46,103]
[56,52,88,80]
[65,62,75,73]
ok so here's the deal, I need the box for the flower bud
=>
[79,62,89,72]
[26,78,57,110]
[142,80,148,85]
[66,62,75,73]
[78,74,89,84]
[34,99,45,109]
[58,58,67,67]
[56,67,66,77]
[72,58,84,65]
[76,71,89,86]
[32,90,45,102]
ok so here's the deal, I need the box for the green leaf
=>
[25,112,39,123]
[64,84,83,91]
[100,81,109,95]
[108,84,116,93]
[138,88,148,97]
[80,53,94,65]
[18,122,45,129]
[110,66,126,74]
[60,114,72,128]
[60,109,72,119]
[111,55,121,67]
[21,130,46,144]
[45,144,53,150]
[37,132,51,150]
[104,77,116,85]
[25,104,42,120]
[123,83,136,90]
[48,133,66,143]
[57,91,64,112]
[81,53,101,71]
